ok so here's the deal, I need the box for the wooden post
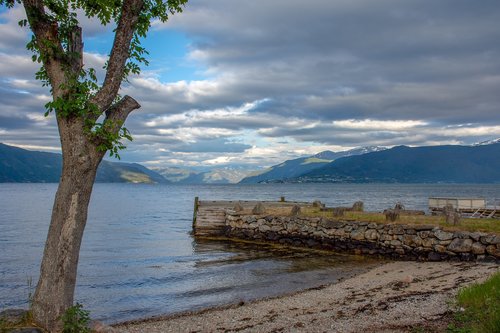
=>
[280,196,285,202]
[192,197,199,229]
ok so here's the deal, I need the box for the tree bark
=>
[31,117,104,332]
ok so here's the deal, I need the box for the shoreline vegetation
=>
[117,261,499,333]
[259,206,500,234]
[306,210,500,234]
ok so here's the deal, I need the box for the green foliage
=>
[447,272,500,333]
[61,303,90,333]
[91,123,133,159]
[0,0,188,158]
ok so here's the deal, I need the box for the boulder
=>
[447,238,473,253]
[469,232,488,242]
[252,202,266,215]
[364,229,379,241]
[434,244,447,253]
[351,228,367,241]
[351,201,364,212]
[434,230,454,241]
[420,239,435,249]
[312,200,323,208]
[486,245,500,257]
[471,242,486,255]
[233,202,244,212]
[384,209,399,222]
[480,234,500,245]
[403,235,423,247]
[290,205,301,216]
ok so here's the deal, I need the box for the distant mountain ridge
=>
[152,166,253,184]
[0,143,168,183]
[293,143,500,183]
[239,146,386,184]
[472,138,500,146]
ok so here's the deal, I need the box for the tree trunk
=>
[31,117,104,332]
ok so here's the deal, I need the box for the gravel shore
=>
[117,261,498,333]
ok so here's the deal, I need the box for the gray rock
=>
[379,234,393,242]
[392,225,405,235]
[319,220,344,229]
[258,224,272,232]
[390,240,402,247]
[351,227,367,241]
[469,232,487,242]
[351,201,364,212]
[290,205,301,216]
[403,235,423,247]
[418,231,432,239]
[453,231,471,239]
[405,228,417,235]
[422,238,437,248]
[312,200,323,208]
[364,229,379,240]
[471,242,486,255]
[252,202,266,215]
[480,234,499,245]
[434,244,447,253]
[233,202,244,212]
[434,230,454,241]
[447,238,473,253]
[486,245,500,257]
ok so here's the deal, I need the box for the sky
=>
[1,0,500,170]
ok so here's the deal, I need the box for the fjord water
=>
[1,183,500,323]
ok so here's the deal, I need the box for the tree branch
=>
[103,95,141,136]
[67,26,83,75]
[91,0,144,113]
[22,0,66,96]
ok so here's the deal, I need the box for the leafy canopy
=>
[0,0,187,158]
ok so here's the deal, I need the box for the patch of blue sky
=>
[84,28,206,83]
[142,29,207,82]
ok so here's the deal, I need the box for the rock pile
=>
[225,212,500,261]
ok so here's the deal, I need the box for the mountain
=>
[152,166,253,184]
[472,138,500,146]
[294,143,500,183]
[239,146,386,184]
[0,143,168,183]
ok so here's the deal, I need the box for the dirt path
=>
[117,261,498,333]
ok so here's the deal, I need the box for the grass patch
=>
[447,272,500,333]
[300,207,500,234]
[0,311,34,333]
[235,205,500,234]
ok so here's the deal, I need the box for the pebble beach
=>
[116,261,498,333]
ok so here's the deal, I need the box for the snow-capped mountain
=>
[472,138,500,146]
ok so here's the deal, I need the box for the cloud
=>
[1,0,500,169]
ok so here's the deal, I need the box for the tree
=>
[0,0,187,331]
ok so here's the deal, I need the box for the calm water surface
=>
[1,183,499,323]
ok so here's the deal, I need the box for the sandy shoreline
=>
[116,261,498,333]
